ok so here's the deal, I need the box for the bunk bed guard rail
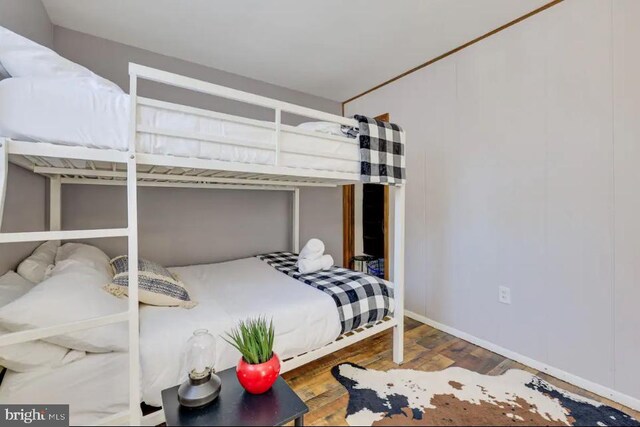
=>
[129,63,360,171]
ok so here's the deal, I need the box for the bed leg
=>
[0,139,8,231]
[292,188,300,253]
[392,185,405,365]
[393,322,404,365]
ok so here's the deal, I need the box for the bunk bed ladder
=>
[0,145,141,425]
[0,151,139,426]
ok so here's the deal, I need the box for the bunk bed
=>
[0,63,406,426]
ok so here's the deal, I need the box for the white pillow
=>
[0,328,85,372]
[54,243,113,279]
[0,26,122,93]
[297,121,345,136]
[0,270,86,372]
[16,240,59,283]
[0,76,130,150]
[0,264,128,353]
[0,271,34,306]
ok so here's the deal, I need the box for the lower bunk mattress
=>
[0,352,129,425]
[0,256,394,423]
[139,256,349,407]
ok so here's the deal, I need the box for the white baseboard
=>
[405,310,640,412]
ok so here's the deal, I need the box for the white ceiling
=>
[42,0,549,102]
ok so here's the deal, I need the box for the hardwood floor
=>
[283,317,640,426]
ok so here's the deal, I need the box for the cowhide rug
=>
[332,363,639,426]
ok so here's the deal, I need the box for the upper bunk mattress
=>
[139,256,342,407]
[0,77,359,173]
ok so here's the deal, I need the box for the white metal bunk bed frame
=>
[0,63,405,426]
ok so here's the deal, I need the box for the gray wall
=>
[53,26,338,125]
[0,0,51,274]
[299,187,343,268]
[61,185,341,269]
[346,0,640,403]
[61,185,292,267]
[53,26,344,266]
[0,165,48,275]
[0,0,53,48]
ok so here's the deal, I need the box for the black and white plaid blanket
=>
[257,252,394,334]
[354,115,406,185]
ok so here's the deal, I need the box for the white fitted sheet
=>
[0,77,359,173]
[139,257,341,407]
[0,352,129,426]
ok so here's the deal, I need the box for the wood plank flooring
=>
[282,317,640,426]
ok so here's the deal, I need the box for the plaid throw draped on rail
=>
[257,252,394,334]
[354,115,406,185]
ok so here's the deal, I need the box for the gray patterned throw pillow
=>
[104,256,196,309]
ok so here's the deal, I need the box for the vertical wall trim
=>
[609,0,617,390]
[342,185,355,268]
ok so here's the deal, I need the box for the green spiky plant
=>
[224,317,275,365]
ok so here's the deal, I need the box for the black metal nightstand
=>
[161,367,309,426]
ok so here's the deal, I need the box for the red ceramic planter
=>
[236,353,281,394]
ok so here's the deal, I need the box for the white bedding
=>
[0,257,344,411]
[0,77,359,174]
[0,352,129,426]
[140,257,341,406]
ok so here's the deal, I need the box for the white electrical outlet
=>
[499,286,511,304]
